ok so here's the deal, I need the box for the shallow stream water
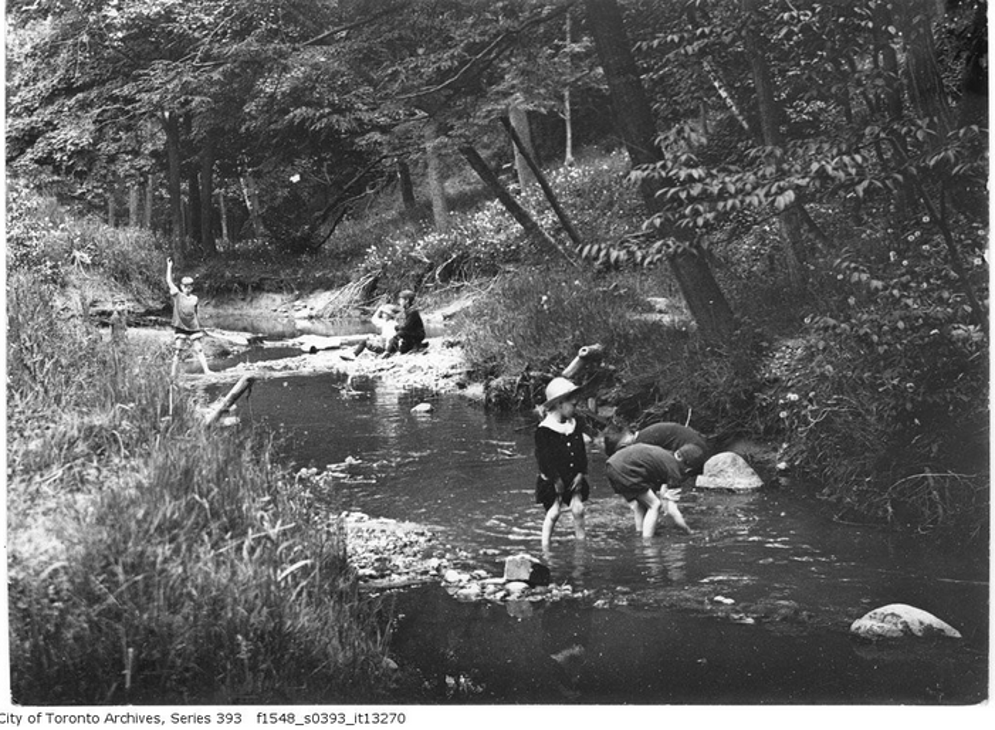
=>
[207,366,989,705]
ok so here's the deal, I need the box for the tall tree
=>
[739,0,807,290]
[583,0,737,340]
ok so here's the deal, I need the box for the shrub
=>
[453,266,692,407]
[767,251,989,536]
[6,180,165,297]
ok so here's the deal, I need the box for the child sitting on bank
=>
[534,377,590,547]
[340,300,400,359]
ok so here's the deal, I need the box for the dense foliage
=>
[6,1,988,554]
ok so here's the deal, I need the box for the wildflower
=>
[786,392,800,402]
[922,215,930,223]
[779,410,789,419]
[901,260,909,267]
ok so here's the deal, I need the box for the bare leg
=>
[631,500,644,533]
[663,499,693,534]
[193,340,211,374]
[542,500,562,547]
[171,347,181,379]
[570,493,586,540]
[635,490,662,538]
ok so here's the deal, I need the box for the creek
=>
[203,317,988,705]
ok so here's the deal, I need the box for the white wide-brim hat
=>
[542,377,580,410]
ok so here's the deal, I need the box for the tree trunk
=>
[500,116,585,249]
[563,10,575,166]
[240,169,267,240]
[397,157,418,220]
[144,173,154,230]
[183,116,202,250]
[958,0,987,129]
[583,0,736,340]
[459,144,577,267]
[199,137,216,256]
[218,189,229,249]
[741,0,807,290]
[702,58,751,133]
[162,112,185,259]
[899,0,952,134]
[424,118,450,233]
[128,184,140,228]
[874,3,904,122]
[509,101,538,192]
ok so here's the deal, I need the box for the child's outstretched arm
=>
[165,258,179,295]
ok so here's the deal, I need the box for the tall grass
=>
[7,266,391,703]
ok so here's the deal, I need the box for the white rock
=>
[850,603,962,639]
[442,569,464,584]
[696,452,764,491]
[411,402,433,413]
[455,585,482,601]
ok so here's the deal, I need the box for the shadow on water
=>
[211,372,989,704]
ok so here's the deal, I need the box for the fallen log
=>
[297,334,369,353]
[205,374,256,425]
[561,343,603,379]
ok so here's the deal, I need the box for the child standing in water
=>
[534,377,590,547]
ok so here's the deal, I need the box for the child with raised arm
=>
[166,258,211,377]
[534,377,590,547]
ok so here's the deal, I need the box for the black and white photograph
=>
[3,0,990,721]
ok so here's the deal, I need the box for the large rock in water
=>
[503,554,551,586]
[695,452,763,492]
[850,603,962,639]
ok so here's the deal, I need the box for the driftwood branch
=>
[500,116,585,248]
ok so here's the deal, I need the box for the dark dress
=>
[386,307,426,354]
[534,416,590,511]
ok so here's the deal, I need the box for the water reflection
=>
[635,539,687,584]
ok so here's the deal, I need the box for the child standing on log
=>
[534,377,590,547]
[166,258,211,378]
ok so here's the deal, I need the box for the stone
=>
[695,452,764,492]
[505,580,530,595]
[442,569,464,584]
[503,553,552,586]
[455,585,482,601]
[411,402,433,413]
[850,603,962,640]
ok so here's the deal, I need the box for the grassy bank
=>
[6,237,393,703]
